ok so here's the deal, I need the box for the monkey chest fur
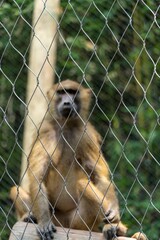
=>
[45,146,95,212]
[42,126,100,213]
[46,159,85,212]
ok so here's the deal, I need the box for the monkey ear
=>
[82,88,92,104]
[85,88,92,96]
[47,89,51,100]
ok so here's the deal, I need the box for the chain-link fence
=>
[1,0,160,239]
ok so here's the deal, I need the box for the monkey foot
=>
[131,232,147,240]
[103,222,127,240]
[37,222,57,240]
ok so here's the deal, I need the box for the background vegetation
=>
[0,0,160,239]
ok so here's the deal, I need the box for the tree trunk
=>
[20,0,60,189]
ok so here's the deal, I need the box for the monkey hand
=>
[103,209,120,223]
[102,221,127,240]
[37,222,56,240]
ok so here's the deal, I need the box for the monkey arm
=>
[29,182,57,240]
[90,157,128,238]
[88,158,127,238]
[84,128,120,216]
[86,154,120,222]
[29,181,51,225]
[96,176,120,222]
[28,139,51,222]
[28,138,57,239]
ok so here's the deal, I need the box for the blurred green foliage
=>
[0,0,160,239]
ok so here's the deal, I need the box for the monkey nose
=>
[64,101,71,106]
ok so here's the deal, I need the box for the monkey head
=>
[47,80,91,122]
[56,87,79,118]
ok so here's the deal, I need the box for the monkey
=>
[10,80,147,240]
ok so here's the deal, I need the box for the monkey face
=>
[56,89,80,119]
[47,80,91,122]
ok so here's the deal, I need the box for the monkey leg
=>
[10,186,33,221]
[65,179,107,231]
[69,179,127,237]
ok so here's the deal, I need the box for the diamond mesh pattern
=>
[1,1,160,239]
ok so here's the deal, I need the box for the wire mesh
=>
[0,0,160,239]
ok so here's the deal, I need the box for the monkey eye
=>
[57,89,65,95]
[57,89,79,95]
[66,89,79,95]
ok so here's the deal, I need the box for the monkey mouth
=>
[61,108,75,118]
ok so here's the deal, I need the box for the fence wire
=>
[0,0,160,239]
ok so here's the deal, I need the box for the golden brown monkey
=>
[10,80,146,240]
